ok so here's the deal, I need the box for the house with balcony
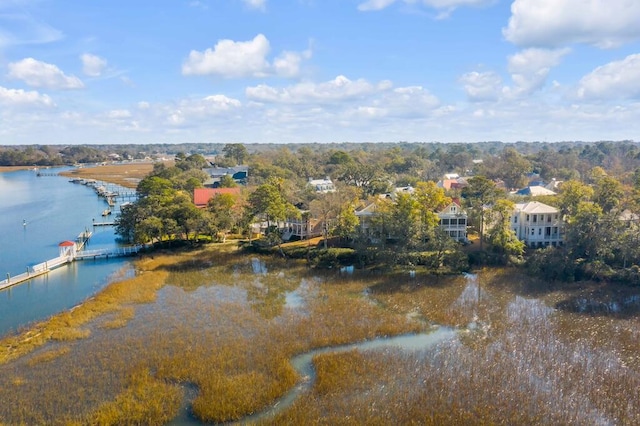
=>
[511,201,564,248]
[281,215,325,241]
[354,199,468,244]
[437,201,468,242]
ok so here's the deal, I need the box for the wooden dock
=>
[0,254,72,291]
[0,231,143,291]
[75,246,143,260]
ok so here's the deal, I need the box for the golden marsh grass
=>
[2,248,640,424]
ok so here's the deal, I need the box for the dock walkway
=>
[0,232,144,291]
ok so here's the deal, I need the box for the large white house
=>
[511,201,564,248]
[354,200,468,243]
[437,201,468,242]
[308,178,336,193]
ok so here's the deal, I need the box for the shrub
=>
[311,248,356,269]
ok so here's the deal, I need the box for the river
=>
[0,168,132,337]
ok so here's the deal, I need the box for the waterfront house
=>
[437,201,468,242]
[355,198,469,243]
[281,214,325,241]
[510,201,564,248]
[355,202,379,241]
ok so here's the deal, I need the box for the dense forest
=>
[5,140,640,285]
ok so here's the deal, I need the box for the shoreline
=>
[0,166,39,173]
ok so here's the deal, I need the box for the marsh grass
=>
[26,345,71,366]
[100,307,136,330]
[268,268,640,425]
[59,163,160,189]
[3,249,640,424]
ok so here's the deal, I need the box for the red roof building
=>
[194,187,241,208]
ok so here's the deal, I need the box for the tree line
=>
[102,141,640,283]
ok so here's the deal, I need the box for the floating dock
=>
[0,231,144,291]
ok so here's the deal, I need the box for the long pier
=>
[0,232,144,292]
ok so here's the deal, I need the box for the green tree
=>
[558,180,593,218]
[176,153,207,171]
[333,203,359,241]
[371,193,420,250]
[566,202,605,261]
[219,174,237,188]
[488,199,525,264]
[462,176,499,249]
[207,193,239,241]
[414,181,451,243]
[248,179,298,240]
[222,143,248,165]
[500,147,532,190]
[592,176,624,213]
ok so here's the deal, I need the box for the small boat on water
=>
[102,209,112,217]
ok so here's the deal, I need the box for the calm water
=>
[0,168,131,337]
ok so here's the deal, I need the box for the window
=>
[514,216,518,223]
[531,228,535,235]
[539,228,542,235]
[532,215,537,223]
[547,215,551,223]
[458,218,466,225]
[526,214,530,221]
[442,218,450,225]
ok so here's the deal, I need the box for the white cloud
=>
[183,34,310,79]
[246,75,379,103]
[7,58,84,89]
[183,34,270,78]
[81,53,107,77]
[358,0,396,11]
[164,94,242,127]
[504,0,640,48]
[375,86,440,117]
[242,0,266,11]
[107,109,132,119]
[273,49,312,78]
[201,94,242,110]
[358,0,493,12]
[504,48,570,97]
[577,54,640,100]
[0,86,54,107]
[459,71,503,102]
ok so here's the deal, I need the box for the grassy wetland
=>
[2,245,640,424]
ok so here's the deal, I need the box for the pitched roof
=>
[194,187,241,207]
[515,186,557,196]
[355,202,377,217]
[514,201,559,214]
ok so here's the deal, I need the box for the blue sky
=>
[1,0,640,145]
